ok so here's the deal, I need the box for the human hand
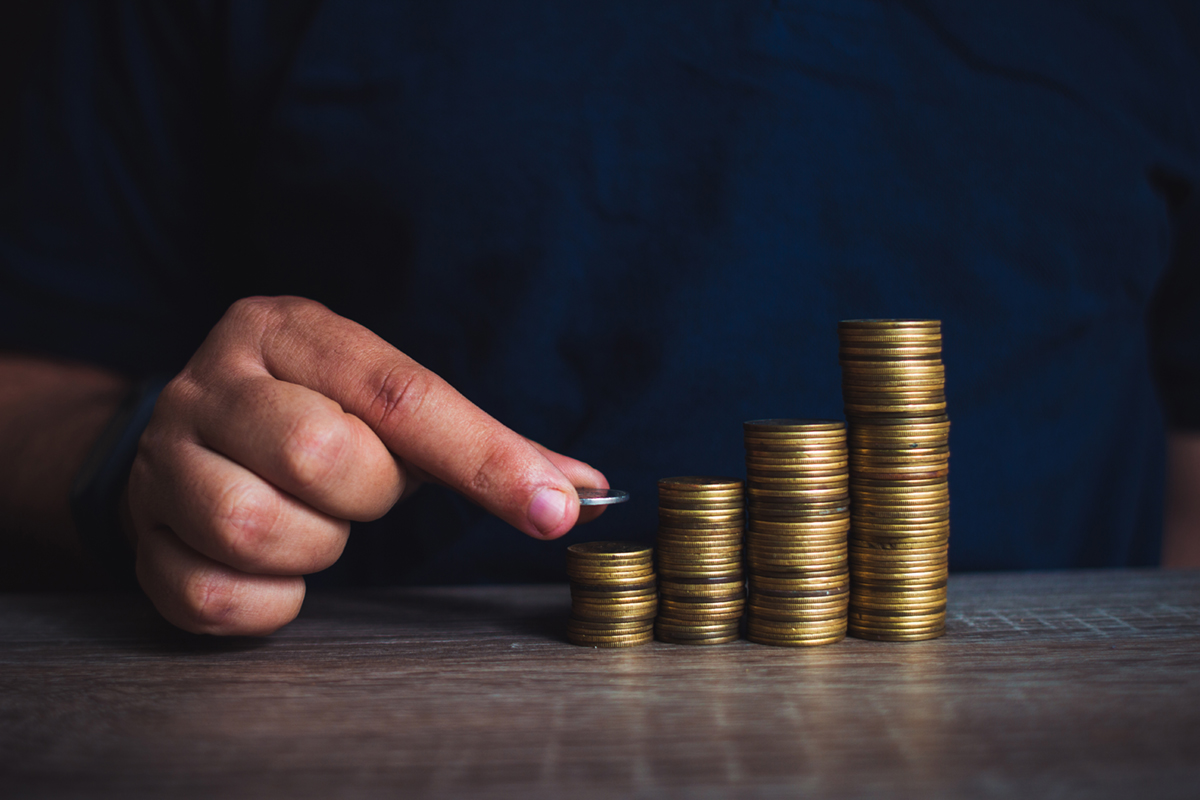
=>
[125,296,608,635]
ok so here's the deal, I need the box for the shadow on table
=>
[5,585,573,652]
[4,591,271,655]
[297,585,571,643]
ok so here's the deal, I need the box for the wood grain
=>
[1,570,1198,799]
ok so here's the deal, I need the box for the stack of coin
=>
[743,419,850,646]
[566,542,657,647]
[654,477,745,644]
[839,319,950,641]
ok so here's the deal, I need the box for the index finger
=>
[228,297,593,539]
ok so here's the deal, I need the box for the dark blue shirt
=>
[2,1,1199,585]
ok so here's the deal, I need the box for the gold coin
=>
[656,607,745,622]
[842,371,945,383]
[746,464,849,478]
[656,558,744,572]
[837,327,942,339]
[567,616,654,632]
[746,633,845,647]
[750,515,851,530]
[570,589,661,603]
[743,418,845,432]
[742,428,847,439]
[655,634,740,645]
[748,598,848,614]
[748,605,848,620]
[571,592,659,606]
[852,518,951,533]
[850,606,946,622]
[656,537,744,551]
[658,579,745,597]
[847,629,945,642]
[851,570,950,586]
[849,548,947,563]
[850,587,948,602]
[750,579,848,596]
[750,497,851,511]
[658,596,745,612]
[566,541,654,560]
[849,547,947,562]
[839,362,945,377]
[851,471,949,485]
[848,618,945,632]
[568,631,655,648]
[655,542,743,556]
[851,488,949,502]
[747,544,847,559]
[851,517,949,530]
[742,442,849,452]
[654,617,742,633]
[659,475,744,491]
[656,523,744,536]
[566,564,656,580]
[850,543,950,556]
[745,625,846,636]
[571,606,658,622]
[658,502,747,515]
[748,525,849,539]
[747,539,848,554]
[849,414,950,428]
[749,588,849,604]
[839,317,941,327]
[848,622,946,636]
[658,505,746,517]
[746,617,847,635]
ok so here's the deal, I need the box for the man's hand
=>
[126,296,607,635]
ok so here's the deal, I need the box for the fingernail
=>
[528,488,570,538]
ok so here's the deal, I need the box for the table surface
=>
[1,570,1198,800]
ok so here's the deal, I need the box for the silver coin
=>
[577,488,631,506]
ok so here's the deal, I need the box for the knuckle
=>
[220,297,278,345]
[228,295,324,327]
[212,482,283,566]
[465,435,507,498]
[367,365,434,434]
[150,373,198,426]
[278,410,348,494]
[227,295,280,322]
[180,570,240,633]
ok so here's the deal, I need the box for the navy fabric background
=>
[2,1,1198,585]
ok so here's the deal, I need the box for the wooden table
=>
[1,570,1198,799]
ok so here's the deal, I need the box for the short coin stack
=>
[566,542,657,647]
[839,319,950,641]
[654,477,746,644]
[743,420,850,646]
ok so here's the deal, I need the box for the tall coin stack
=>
[566,542,657,647]
[839,319,950,641]
[743,420,850,646]
[654,477,746,644]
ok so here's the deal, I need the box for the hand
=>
[125,296,608,635]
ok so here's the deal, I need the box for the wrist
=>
[69,375,169,586]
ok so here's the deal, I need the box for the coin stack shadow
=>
[743,419,850,646]
[566,542,657,647]
[654,477,746,644]
[839,319,950,641]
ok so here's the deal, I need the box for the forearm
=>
[0,353,129,581]
[1163,431,1200,569]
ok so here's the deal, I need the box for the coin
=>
[576,488,631,506]
[840,319,951,642]
[565,541,660,648]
